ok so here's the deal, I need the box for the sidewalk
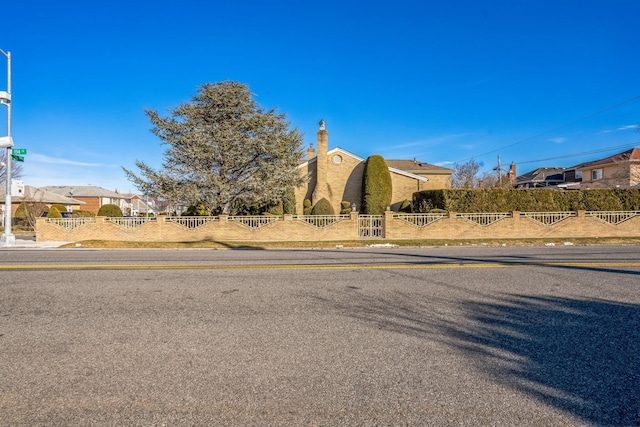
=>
[1,235,71,249]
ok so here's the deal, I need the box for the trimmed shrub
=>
[46,207,63,218]
[14,204,26,220]
[14,202,47,227]
[361,155,392,214]
[184,203,211,216]
[50,203,67,213]
[97,203,123,217]
[303,199,312,215]
[311,198,335,215]
[340,201,352,214]
[265,200,284,216]
[399,199,412,213]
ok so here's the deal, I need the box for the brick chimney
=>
[312,119,329,203]
[307,144,316,160]
[508,162,517,183]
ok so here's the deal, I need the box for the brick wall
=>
[385,211,640,240]
[36,211,640,242]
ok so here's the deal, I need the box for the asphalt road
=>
[1,246,639,426]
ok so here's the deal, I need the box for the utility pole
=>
[493,155,502,187]
[0,49,14,246]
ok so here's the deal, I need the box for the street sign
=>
[11,154,24,162]
[11,148,26,155]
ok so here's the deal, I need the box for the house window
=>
[591,169,603,180]
[575,171,583,180]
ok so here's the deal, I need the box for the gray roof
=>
[0,186,85,205]
[515,167,568,186]
[40,185,128,198]
[386,159,454,174]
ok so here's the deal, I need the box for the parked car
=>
[41,211,78,218]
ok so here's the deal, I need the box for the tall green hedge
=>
[283,187,297,215]
[361,155,392,215]
[413,188,640,212]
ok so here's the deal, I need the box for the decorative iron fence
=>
[43,217,96,230]
[105,217,156,230]
[227,215,282,229]
[522,211,577,226]
[167,216,218,229]
[458,212,511,227]
[393,213,446,227]
[587,211,640,225]
[292,215,350,228]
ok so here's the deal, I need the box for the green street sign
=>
[12,148,27,155]
[11,154,24,162]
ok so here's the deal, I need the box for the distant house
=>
[575,148,640,188]
[40,185,132,215]
[296,121,453,213]
[127,194,156,216]
[515,148,640,190]
[0,185,84,220]
[515,167,574,188]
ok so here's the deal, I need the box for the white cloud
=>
[550,137,567,143]
[29,153,116,168]
[602,124,639,133]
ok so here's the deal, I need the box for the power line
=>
[514,142,638,166]
[457,95,640,163]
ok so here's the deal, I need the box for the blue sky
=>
[2,0,639,193]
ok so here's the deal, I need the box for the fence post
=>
[384,210,393,239]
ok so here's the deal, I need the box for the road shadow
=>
[322,248,640,276]
[310,289,640,425]
[447,294,640,426]
[197,239,266,250]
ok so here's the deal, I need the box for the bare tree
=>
[479,171,514,188]
[451,159,480,188]
[0,149,24,187]
[16,201,47,228]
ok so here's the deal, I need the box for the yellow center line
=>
[1,261,640,271]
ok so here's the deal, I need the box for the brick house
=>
[41,185,132,215]
[0,185,84,220]
[575,148,640,188]
[295,121,453,213]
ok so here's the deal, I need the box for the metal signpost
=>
[1,49,14,246]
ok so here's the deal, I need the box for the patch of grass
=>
[0,226,34,235]
[59,237,640,249]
